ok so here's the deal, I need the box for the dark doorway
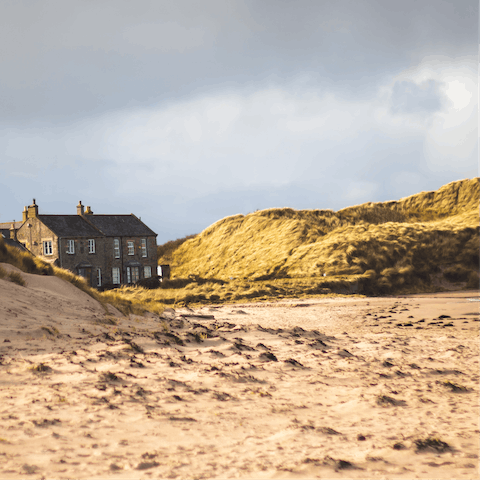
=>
[78,267,92,286]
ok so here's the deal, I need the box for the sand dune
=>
[0,263,478,479]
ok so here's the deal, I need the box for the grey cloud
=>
[390,80,443,115]
[0,0,476,125]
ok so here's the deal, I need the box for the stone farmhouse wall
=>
[16,217,59,262]
[103,236,157,286]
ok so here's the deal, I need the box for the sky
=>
[1,0,478,243]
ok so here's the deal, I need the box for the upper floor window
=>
[43,240,53,256]
[141,238,147,257]
[114,238,120,258]
[66,239,75,254]
[127,240,134,256]
[88,239,95,254]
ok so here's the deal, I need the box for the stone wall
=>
[103,236,158,286]
[16,218,158,288]
[16,218,58,263]
[59,237,107,287]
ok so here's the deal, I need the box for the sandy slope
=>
[0,263,478,479]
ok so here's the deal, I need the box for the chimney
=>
[22,206,27,222]
[27,199,38,219]
[9,223,16,241]
[77,201,84,216]
[85,206,93,215]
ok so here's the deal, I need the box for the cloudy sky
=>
[1,0,477,242]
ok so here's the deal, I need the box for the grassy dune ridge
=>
[0,238,159,315]
[2,178,478,310]
[167,178,479,299]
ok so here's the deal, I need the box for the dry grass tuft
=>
[0,265,26,286]
[100,371,120,382]
[95,316,119,326]
[439,381,469,392]
[30,363,52,373]
[8,271,26,286]
[41,326,60,336]
[376,395,407,407]
[414,437,451,453]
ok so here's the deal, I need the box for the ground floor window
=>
[97,268,101,287]
[126,266,139,284]
[144,266,152,278]
[112,267,120,284]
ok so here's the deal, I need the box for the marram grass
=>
[166,177,479,300]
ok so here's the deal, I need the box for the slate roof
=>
[83,215,157,237]
[38,215,102,237]
[0,232,28,251]
[37,214,156,238]
[0,221,23,230]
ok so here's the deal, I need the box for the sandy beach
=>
[0,262,478,479]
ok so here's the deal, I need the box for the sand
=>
[0,262,478,479]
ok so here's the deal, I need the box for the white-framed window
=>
[43,240,53,256]
[97,268,102,287]
[127,240,134,255]
[144,266,152,278]
[112,267,120,285]
[114,238,120,258]
[66,239,75,254]
[88,239,95,254]
[126,267,131,284]
[141,238,147,257]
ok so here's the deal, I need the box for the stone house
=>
[14,200,158,288]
